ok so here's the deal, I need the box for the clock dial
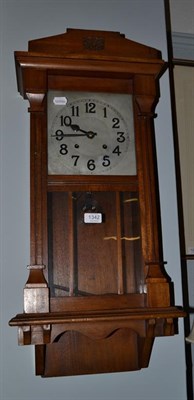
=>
[47,91,136,175]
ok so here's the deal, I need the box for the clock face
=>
[47,91,136,175]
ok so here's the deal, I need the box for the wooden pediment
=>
[28,28,162,61]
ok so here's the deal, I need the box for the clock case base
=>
[11,305,182,377]
[9,28,185,377]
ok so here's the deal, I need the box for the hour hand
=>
[70,124,97,139]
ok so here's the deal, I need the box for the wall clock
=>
[9,28,185,377]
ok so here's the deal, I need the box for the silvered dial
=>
[47,91,136,175]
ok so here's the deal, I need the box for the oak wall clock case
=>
[9,28,185,377]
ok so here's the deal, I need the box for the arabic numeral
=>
[102,155,110,167]
[117,132,125,142]
[60,116,72,126]
[71,105,79,117]
[112,117,120,129]
[55,129,64,141]
[71,155,79,166]
[112,145,121,156]
[59,144,68,155]
[85,102,96,113]
[103,107,107,118]
[87,159,96,171]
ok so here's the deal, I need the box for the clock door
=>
[47,190,143,298]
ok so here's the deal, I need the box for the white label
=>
[53,96,67,105]
[84,213,102,224]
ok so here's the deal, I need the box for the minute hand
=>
[51,132,89,138]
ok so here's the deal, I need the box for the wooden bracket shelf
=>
[9,307,185,346]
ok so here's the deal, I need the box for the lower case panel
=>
[36,328,149,377]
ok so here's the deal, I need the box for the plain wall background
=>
[0,1,187,399]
